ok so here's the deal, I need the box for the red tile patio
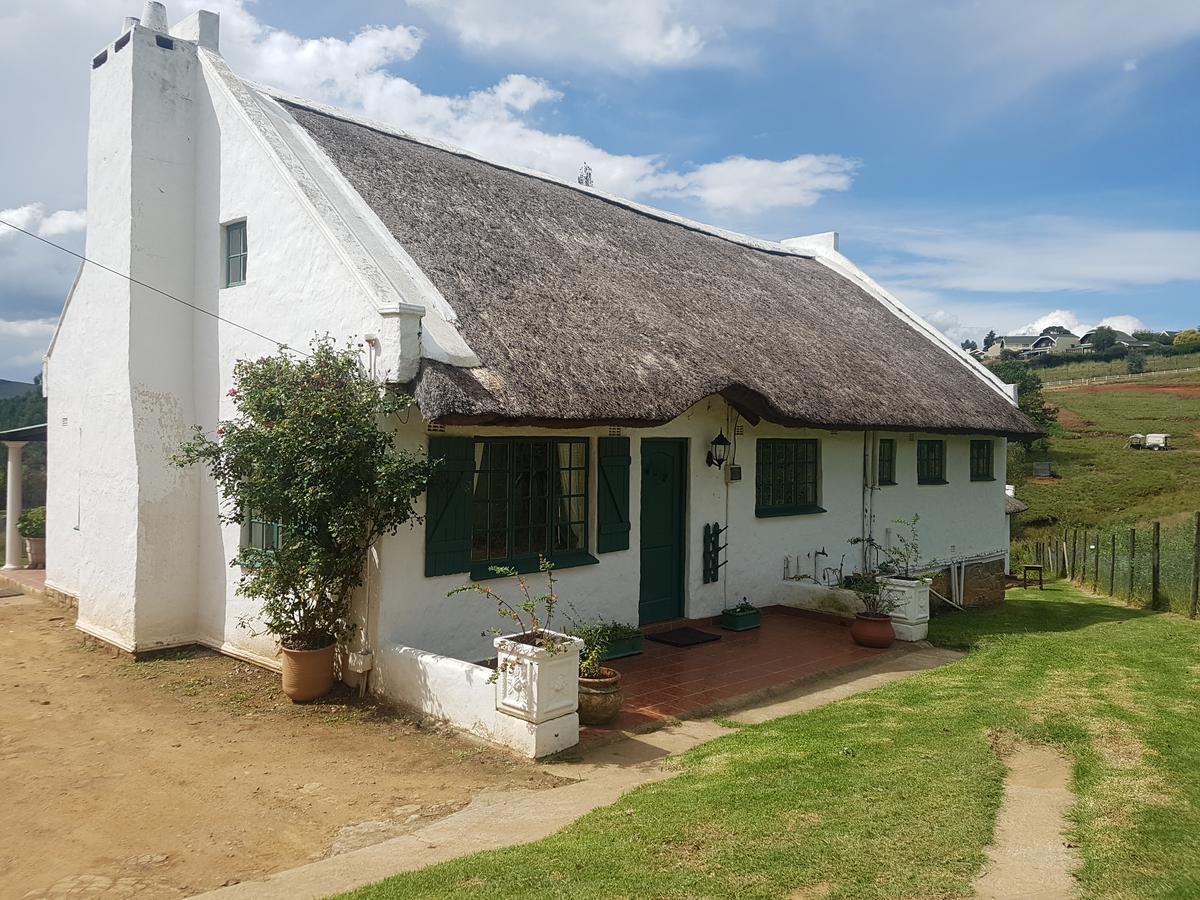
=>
[0,567,47,596]
[581,607,884,744]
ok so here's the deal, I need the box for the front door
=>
[639,438,687,625]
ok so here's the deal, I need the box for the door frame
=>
[638,437,688,624]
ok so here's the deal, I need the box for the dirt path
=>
[0,594,558,899]
[974,744,1079,899]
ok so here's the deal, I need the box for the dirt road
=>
[0,593,557,899]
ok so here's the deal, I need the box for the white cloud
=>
[862,216,1200,294]
[407,0,765,69]
[1122,59,1139,72]
[0,318,56,382]
[189,0,854,211]
[0,204,87,240]
[655,155,857,213]
[1015,310,1089,336]
[1097,314,1147,334]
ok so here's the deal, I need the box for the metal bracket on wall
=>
[703,522,727,584]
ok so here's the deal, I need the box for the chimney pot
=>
[122,16,141,32]
[140,2,169,33]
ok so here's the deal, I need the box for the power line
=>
[0,217,306,356]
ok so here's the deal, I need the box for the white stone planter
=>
[492,629,583,758]
[879,576,931,642]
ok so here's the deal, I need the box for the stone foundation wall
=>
[930,557,1006,608]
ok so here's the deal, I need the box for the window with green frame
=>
[224,220,247,287]
[755,438,823,517]
[916,439,946,484]
[241,508,282,551]
[878,438,897,485]
[470,437,592,574]
[970,439,995,481]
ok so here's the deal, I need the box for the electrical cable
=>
[0,217,307,356]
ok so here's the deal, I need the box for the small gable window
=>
[916,439,946,485]
[970,439,995,481]
[878,438,896,486]
[755,438,823,517]
[224,220,247,287]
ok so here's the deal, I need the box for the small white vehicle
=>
[1145,433,1170,451]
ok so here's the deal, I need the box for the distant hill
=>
[0,380,35,400]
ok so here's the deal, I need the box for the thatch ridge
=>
[282,100,1040,439]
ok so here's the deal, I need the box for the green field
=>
[1011,377,1200,533]
[341,584,1200,899]
[1030,350,1200,384]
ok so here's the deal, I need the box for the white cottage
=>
[44,5,1039,754]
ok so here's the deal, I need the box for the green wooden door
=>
[639,439,687,625]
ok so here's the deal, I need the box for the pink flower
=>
[226,388,238,398]
[215,428,224,438]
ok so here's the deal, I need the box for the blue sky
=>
[1,0,1199,380]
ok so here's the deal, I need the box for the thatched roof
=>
[281,100,1039,439]
[1005,495,1029,515]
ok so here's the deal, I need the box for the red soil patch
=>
[1066,383,1200,399]
[1055,407,1091,430]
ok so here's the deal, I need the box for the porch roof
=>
[0,423,46,443]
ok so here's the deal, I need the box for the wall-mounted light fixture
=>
[706,429,731,469]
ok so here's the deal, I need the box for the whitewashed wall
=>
[363,403,1010,678]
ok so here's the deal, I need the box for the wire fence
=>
[1042,366,1200,390]
[1012,514,1200,617]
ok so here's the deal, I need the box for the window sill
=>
[917,479,949,486]
[970,475,996,482]
[222,281,246,289]
[469,551,599,581]
[878,480,897,487]
[755,505,826,519]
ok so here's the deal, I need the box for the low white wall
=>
[372,645,497,740]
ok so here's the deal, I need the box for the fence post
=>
[1191,512,1199,619]
[1152,521,1162,611]
[1093,537,1100,592]
[1081,531,1088,583]
[1109,533,1116,596]
[1070,529,1078,581]
[1129,528,1136,600]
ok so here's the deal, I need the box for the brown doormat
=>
[646,627,721,648]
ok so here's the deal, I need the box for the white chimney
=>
[122,16,141,32]
[140,1,169,33]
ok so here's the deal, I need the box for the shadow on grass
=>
[928,581,1153,651]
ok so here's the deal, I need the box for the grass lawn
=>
[1012,378,1200,534]
[340,584,1200,899]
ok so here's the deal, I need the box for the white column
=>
[4,441,26,569]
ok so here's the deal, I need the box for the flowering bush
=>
[174,337,435,650]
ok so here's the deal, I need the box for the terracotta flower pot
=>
[578,667,623,726]
[281,641,336,702]
[850,614,895,649]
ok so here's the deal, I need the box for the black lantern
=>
[706,429,731,468]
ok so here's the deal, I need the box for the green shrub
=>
[16,506,45,539]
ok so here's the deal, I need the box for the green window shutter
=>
[597,436,630,553]
[425,436,474,576]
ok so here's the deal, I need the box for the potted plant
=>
[575,631,624,727]
[848,515,931,644]
[843,572,900,648]
[453,558,584,727]
[720,598,760,631]
[175,338,434,702]
[17,506,46,569]
[569,618,643,661]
